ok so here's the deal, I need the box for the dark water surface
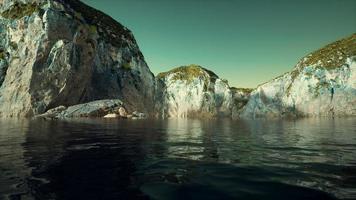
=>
[0,118,355,200]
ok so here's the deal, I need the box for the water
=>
[0,118,355,200]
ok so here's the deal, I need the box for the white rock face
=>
[241,34,356,118]
[0,0,155,117]
[155,65,250,118]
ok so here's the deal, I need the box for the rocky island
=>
[0,0,355,118]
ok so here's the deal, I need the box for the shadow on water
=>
[22,119,151,200]
[0,118,355,199]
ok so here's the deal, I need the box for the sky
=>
[82,0,356,88]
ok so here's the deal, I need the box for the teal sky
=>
[82,0,356,88]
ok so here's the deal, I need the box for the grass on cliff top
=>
[157,64,219,82]
[283,33,355,96]
[62,0,137,50]
[1,2,41,19]
[300,33,356,70]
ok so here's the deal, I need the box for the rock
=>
[35,105,67,119]
[155,64,248,118]
[230,88,253,119]
[118,107,127,117]
[103,113,119,118]
[241,34,356,118]
[132,111,147,119]
[0,0,155,117]
[36,99,122,119]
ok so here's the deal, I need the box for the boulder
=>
[36,99,122,119]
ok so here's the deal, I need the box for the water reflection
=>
[0,119,32,199]
[0,118,355,199]
[23,120,151,199]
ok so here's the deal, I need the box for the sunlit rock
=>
[118,107,127,118]
[103,113,119,118]
[241,34,356,118]
[155,64,252,118]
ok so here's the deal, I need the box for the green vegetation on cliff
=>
[62,0,137,50]
[284,33,355,96]
[122,62,132,70]
[157,64,218,82]
[1,2,40,19]
[0,49,5,60]
[300,33,355,70]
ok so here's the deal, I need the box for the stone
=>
[104,113,119,118]
[118,107,127,117]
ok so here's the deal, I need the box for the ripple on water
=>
[0,118,355,199]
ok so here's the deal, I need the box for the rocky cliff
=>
[0,0,155,117]
[241,34,356,118]
[155,65,251,118]
[0,1,354,119]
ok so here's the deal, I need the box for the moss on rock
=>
[122,62,132,70]
[285,33,355,96]
[157,64,218,83]
[301,33,356,70]
[0,49,5,60]
[1,2,41,19]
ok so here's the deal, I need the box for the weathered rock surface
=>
[36,99,122,119]
[155,65,251,118]
[241,34,356,118]
[0,0,155,117]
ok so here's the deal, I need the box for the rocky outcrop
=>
[241,34,356,118]
[0,0,155,117]
[155,65,252,118]
[36,99,148,119]
[36,99,123,119]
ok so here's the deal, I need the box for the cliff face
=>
[0,0,155,117]
[241,34,356,118]
[155,65,251,118]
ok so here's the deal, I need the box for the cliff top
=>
[298,33,355,70]
[157,64,219,82]
[0,0,136,48]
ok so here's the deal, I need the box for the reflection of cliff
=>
[0,119,31,199]
[22,119,149,199]
[165,119,207,161]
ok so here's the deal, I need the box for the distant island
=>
[0,0,355,118]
